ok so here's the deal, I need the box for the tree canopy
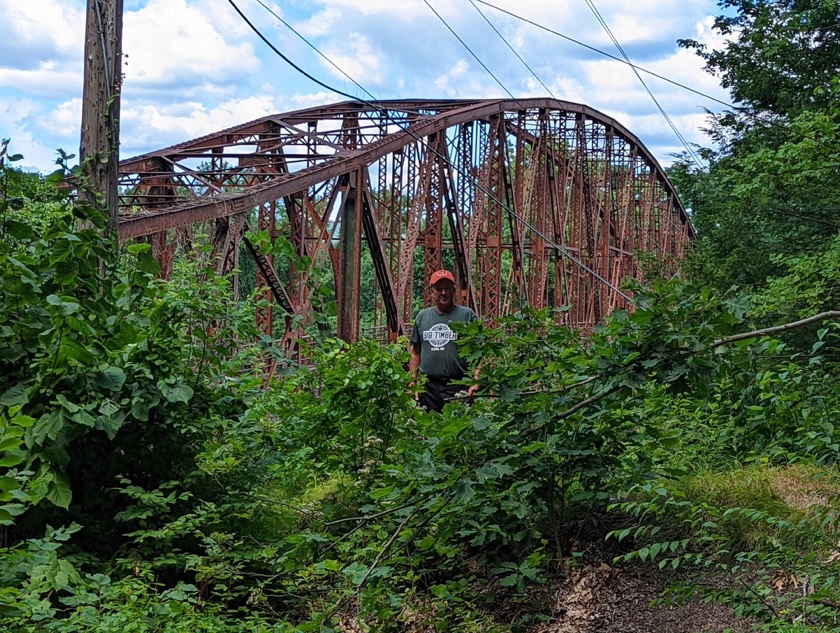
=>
[671,0,840,292]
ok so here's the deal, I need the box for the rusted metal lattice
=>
[117,98,694,352]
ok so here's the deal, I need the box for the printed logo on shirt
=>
[423,323,457,350]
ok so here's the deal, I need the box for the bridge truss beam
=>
[117,98,694,351]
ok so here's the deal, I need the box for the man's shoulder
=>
[452,304,477,320]
[414,304,477,324]
[414,306,435,321]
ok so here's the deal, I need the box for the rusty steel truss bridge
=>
[116,98,694,353]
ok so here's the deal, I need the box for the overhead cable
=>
[226,0,671,301]
[423,0,517,101]
[467,0,556,99]
[583,0,705,168]
[474,0,737,110]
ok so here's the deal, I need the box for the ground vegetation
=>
[1,1,840,630]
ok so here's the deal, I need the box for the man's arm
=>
[468,364,481,397]
[408,342,421,378]
[465,308,481,396]
[408,342,422,400]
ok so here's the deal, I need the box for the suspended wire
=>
[231,0,632,300]
[467,0,556,99]
[226,0,651,301]
[422,0,517,101]
[466,0,702,167]
[473,0,737,111]
[251,0,375,99]
[417,2,635,300]
[226,0,357,98]
[582,0,705,168]
[93,0,112,101]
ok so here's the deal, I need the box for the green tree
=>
[679,0,840,118]
[671,1,840,291]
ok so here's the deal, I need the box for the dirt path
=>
[531,561,755,633]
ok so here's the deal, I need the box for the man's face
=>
[431,280,456,312]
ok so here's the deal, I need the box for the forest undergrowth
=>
[2,1,840,625]
[1,167,839,631]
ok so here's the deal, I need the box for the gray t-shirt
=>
[410,304,477,380]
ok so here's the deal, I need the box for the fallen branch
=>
[523,384,621,437]
[324,499,421,526]
[712,311,840,348]
[253,495,322,521]
[523,310,839,437]
[448,375,598,401]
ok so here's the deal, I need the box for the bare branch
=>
[712,311,840,348]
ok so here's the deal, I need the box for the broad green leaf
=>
[45,168,65,184]
[0,477,19,492]
[159,381,194,404]
[93,366,126,391]
[1,384,31,407]
[342,562,369,585]
[11,414,35,428]
[0,433,23,451]
[46,471,72,509]
[56,394,80,413]
[4,219,33,240]
[61,338,96,364]
[455,478,474,501]
[30,412,65,445]
[0,452,25,467]
[96,412,126,440]
[7,256,37,279]
[138,253,161,275]
[98,400,120,416]
[70,410,96,428]
[126,243,151,255]
[499,575,519,587]
[0,504,26,526]
[130,399,151,421]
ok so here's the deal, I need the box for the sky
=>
[0,0,732,174]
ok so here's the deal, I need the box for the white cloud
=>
[312,0,430,19]
[321,33,385,87]
[38,98,82,138]
[0,66,82,98]
[296,8,341,38]
[0,96,77,172]
[123,0,260,88]
[0,0,731,173]
[0,0,84,67]
[434,60,470,93]
[119,94,282,154]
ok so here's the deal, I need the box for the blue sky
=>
[1,0,731,174]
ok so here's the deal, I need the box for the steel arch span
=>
[117,98,694,351]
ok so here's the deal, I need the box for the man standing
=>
[409,269,479,412]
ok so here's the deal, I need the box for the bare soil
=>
[530,561,755,633]
[492,511,759,633]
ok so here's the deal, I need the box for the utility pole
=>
[79,0,123,235]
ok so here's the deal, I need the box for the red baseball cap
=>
[429,269,455,286]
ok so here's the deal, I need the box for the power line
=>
[468,0,556,99]
[422,0,549,137]
[251,0,374,100]
[226,0,355,100]
[582,0,705,168]
[465,0,705,168]
[423,0,517,101]
[231,0,638,300]
[226,0,682,302]
[473,0,737,111]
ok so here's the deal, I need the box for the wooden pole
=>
[79,0,123,234]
